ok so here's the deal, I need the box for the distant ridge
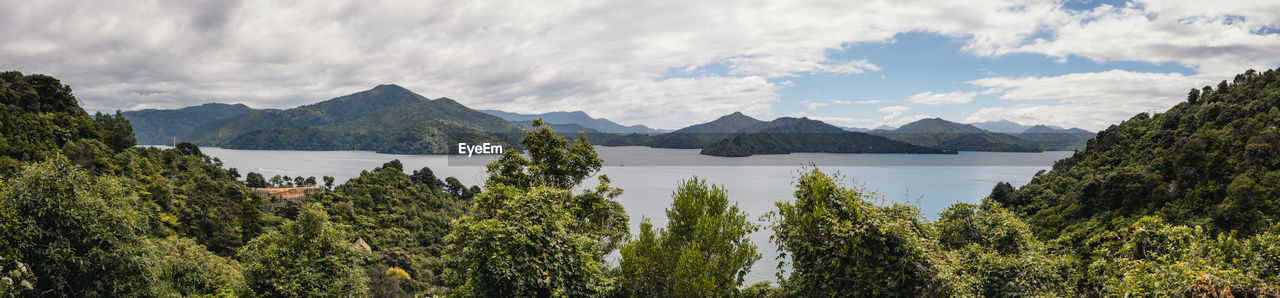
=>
[648,112,764,149]
[700,117,948,157]
[180,84,521,154]
[122,103,257,145]
[480,110,664,134]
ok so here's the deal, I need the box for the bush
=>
[618,177,760,296]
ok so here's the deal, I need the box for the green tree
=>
[93,110,136,152]
[239,204,370,296]
[175,141,201,156]
[618,177,760,296]
[323,175,335,189]
[447,119,628,296]
[246,172,268,188]
[1187,88,1201,104]
[270,174,284,187]
[766,167,943,296]
[227,167,241,180]
[484,118,602,189]
[0,156,157,296]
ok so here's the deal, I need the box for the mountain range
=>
[868,118,1094,152]
[480,110,665,134]
[123,103,258,145]
[700,117,947,157]
[122,85,1095,156]
[179,85,520,154]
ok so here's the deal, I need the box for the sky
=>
[3,0,1279,131]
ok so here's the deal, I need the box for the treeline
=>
[5,68,1280,296]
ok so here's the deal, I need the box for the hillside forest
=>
[3,69,1280,296]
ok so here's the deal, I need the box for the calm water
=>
[182,146,1073,284]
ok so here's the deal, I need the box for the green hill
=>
[123,103,257,145]
[648,112,763,149]
[699,117,950,157]
[994,68,1280,241]
[186,85,523,154]
[1016,125,1095,150]
[871,118,1042,152]
[185,84,431,146]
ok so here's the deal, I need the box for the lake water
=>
[184,145,1073,284]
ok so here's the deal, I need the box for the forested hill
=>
[122,103,256,144]
[871,118,1061,152]
[700,117,949,157]
[648,111,764,149]
[480,109,663,134]
[185,84,431,146]
[180,85,522,154]
[994,68,1280,241]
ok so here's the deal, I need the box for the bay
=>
[184,145,1073,284]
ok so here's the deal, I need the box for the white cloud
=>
[992,1,1280,75]
[963,69,1221,130]
[805,101,830,110]
[904,91,980,105]
[3,0,1278,129]
[878,105,911,113]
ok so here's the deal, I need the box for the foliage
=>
[1087,216,1280,296]
[484,118,605,190]
[702,117,949,157]
[448,119,628,296]
[618,177,760,296]
[766,167,944,296]
[121,103,255,145]
[0,71,127,166]
[648,111,763,149]
[931,200,1077,297]
[996,68,1280,242]
[184,84,523,154]
[109,146,268,255]
[0,155,158,295]
[447,185,611,296]
[239,204,371,297]
[146,237,249,296]
[308,160,471,295]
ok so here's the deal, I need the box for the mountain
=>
[480,110,663,134]
[842,126,871,132]
[122,103,257,145]
[647,112,764,149]
[700,117,949,157]
[1016,125,1095,151]
[186,85,522,154]
[997,68,1280,241]
[870,118,1041,152]
[186,84,429,146]
[511,120,651,147]
[969,120,1033,134]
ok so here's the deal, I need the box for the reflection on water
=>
[159,145,1072,284]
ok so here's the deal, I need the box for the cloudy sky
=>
[3,0,1279,130]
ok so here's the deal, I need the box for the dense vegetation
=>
[122,103,256,145]
[185,85,522,154]
[648,111,764,149]
[700,117,948,156]
[6,69,1280,296]
[869,117,1093,152]
[482,109,663,134]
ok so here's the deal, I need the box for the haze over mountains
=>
[123,84,1095,156]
